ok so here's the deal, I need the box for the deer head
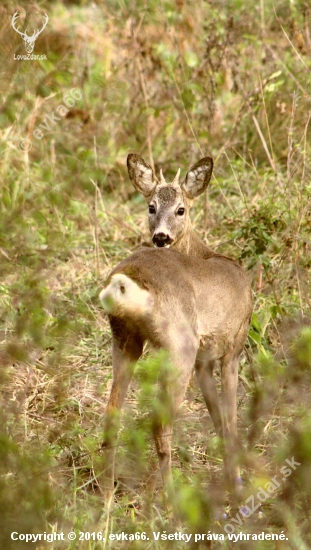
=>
[12,11,49,54]
[127,154,214,250]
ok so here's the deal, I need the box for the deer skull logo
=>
[12,11,48,54]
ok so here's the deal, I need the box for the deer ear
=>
[127,154,157,199]
[182,157,213,199]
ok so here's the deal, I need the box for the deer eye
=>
[177,207,185,216]
[149,205,156,214]
[120,284,125,294]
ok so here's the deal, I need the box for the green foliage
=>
[0,419,55,550]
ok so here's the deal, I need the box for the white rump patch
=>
[100,274,154,316]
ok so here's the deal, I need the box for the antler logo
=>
[12,11,48,54]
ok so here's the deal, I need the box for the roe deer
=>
[127,153,218,259]
[100,245,253,497]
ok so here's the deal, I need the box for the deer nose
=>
[152,232,173,247]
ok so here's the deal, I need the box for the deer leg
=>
[152,339,198,490]
[100,331,143,499]
[220,350,240,485]
[195,352,223,437]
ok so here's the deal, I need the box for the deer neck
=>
[173,223,216,260]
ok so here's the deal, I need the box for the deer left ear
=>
[182,157,213,199]
[127,153,157,200]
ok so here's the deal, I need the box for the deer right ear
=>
[127,154,157,199]
[182,157,213,199]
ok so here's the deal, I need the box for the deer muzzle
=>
[152,232,173,248]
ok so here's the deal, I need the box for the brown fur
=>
[100,247,253,496]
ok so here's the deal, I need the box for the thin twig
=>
[223,150,250,213]
[287,91,298,181]
[252,113,276,172]
[301,111,311,183]
[259,74,275,170]
[170,71,204,156]
[265,44,308,97]
[274,7,310,72]
[133,17,154,171]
